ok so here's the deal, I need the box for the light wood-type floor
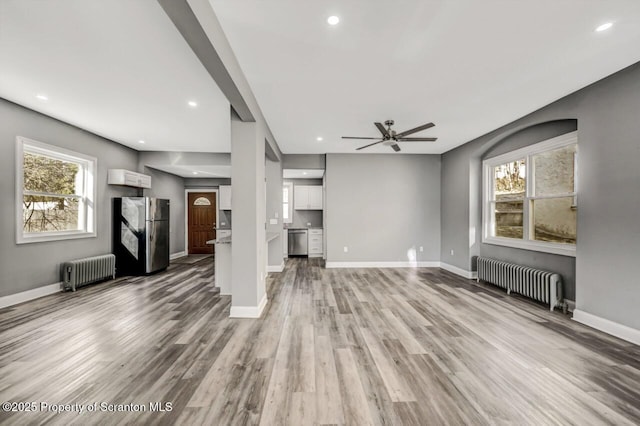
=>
[0,257,639,425]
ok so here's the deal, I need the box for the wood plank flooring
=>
[0,257,639,425]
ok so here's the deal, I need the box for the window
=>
[483,131,577,256]
[16,137,97,244]
[283,182,293,224]
[193,197,211,206]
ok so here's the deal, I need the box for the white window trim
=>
[16,136,97,244]
[283,182,293,224]
[482,131,577,257]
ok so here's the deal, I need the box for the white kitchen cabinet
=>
[293,185,307,210]
[294,185,323,210]
[308,186,323,209]
[219,185,232,210]
[308,228,323,257]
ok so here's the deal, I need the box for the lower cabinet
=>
[308,229,323,258]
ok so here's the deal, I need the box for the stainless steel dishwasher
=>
[288,229,308,256]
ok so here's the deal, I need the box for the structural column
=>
[230,119,267,317]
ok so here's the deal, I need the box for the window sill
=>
[17,231,97,245]
[482,236,576,257]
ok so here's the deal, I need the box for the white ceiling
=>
[0,0,230,153]
[283,169,325,179]
[209,0,640,154]
[147,164,231,178]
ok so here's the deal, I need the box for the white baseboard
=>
[439,262,478,279]
[0,282,63,309]
[229,293,268,318]
[573,309,640,346]
[267,262,285,273]
[325,261,441,269]
[170,251,187,260]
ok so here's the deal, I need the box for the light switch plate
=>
[221,222,226,226]
[419,246,424,252]
[343,246,349,253]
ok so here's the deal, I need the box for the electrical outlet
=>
[343,246,349,253]
[419,246,424,252]
[306,222,311,226]
[450,249,454,256]
[221,222,226,226]
[270,219,278,225]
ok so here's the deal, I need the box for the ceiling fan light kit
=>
[342,119,437,152]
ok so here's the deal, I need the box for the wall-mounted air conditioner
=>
[107,169,151,189]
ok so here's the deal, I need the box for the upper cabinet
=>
[219,185,232,210]
[294,185,323,210]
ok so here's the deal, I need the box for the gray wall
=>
[284,178,324,229]
[326,154,441,263]
[141,165,186,256]
[282,154,325,169]
[0,98,138,297]
[184,177,231,188]
[441,61,640,330]
[266,157,283,266]
[230,119,267,308]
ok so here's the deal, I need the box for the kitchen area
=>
[204,160,326,303]
[282,168,325,260]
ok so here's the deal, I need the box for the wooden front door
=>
[188,192,216,255]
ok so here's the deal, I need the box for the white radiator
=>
[476,257,564,311]
[62,254,116,292]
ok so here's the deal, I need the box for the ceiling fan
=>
[342,120,437,152]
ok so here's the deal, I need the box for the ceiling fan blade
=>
[341,136,380,140]
[374,122,391,138]
[397,137,438,142]
[395,122,435,138]
[390,143,401,152]
[356,140,384,150]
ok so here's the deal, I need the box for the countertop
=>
[207,232,280,245]
[285,227,323,230]
[206,236,231,245]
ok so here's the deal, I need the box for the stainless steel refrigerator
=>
[113,197,170,276]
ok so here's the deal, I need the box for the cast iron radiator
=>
[476,257,564,311]
[62,254,116,292]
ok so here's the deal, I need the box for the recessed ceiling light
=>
[595,22,613,32]
[192,171,198,175]
[138,140,145,144]
[316,137,323,141]
[188,100,198,108]
[302,172,308,175]
[327,16,340,26]
[36,94,48,101]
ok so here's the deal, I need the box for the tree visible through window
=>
[493,159,526,239]
[17,137,96,243]
[23,152,81,232]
